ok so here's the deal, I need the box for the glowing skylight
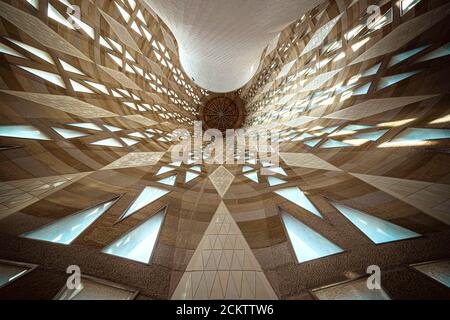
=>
[353,130,388,141]
[59,59,85,75]
[26,0,38,9]
[274,187,322,218]
[281,211,343,263]
[103,124,123,132]
[267,167,288,176]
[0,42,27,59]
[84,81,109,94]
[390,128,450,142]
[22,198,117,245]
[361,63,381,77]
[70,79,95,93]
[168,161,182,167]
[52,127,89,139]
[67,123,102,131]
[120,186,169,220]
[304,139,321,147]
[294,133,313,141]
[120,137,139,146]
[7,38,54,64]
[332,203,420,244]
[90,138,123,147]
[115,2,131,23]
[156,166,176,176]
[416,42,450,62]
[56,277,137,300]
[48,3,75,30]
[0,125,50,140]
[388,45,429,67]
[69,15,95,40]
[244,171,259,183]
[157,175,177,186]
[128,132,146,139]
[377,70,422,90]
[267,176,287,186]
[320,139,353,148]
[352,82,371,96]
[400,0,421,16]
[18,66,65,88]
[0,262,30,288]
[103,209,165,263]
[185,172,200,183]
[411,260,450,288]
[313,277,390,300]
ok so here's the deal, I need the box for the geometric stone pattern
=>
[102,152,165,170]
[351,3,450,65]
[351,173,450,226]
[0,2,91,61]
[299,68,342,93]
[324,95,438,120]
[98,10,141,52]
[208,166,235,198]
[0,172,91,220]
[280,152,342,171]
[171,202,278,299]
[122,115,159,126]
[0,90,118,118]
[301,14,343,55]
[98,66,143,91]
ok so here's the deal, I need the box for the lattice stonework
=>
[171,202,278,299]
[0,0,449,301]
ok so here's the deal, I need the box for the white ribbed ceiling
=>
[146,0,323,93]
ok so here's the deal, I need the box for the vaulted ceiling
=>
[0,0,449,300]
